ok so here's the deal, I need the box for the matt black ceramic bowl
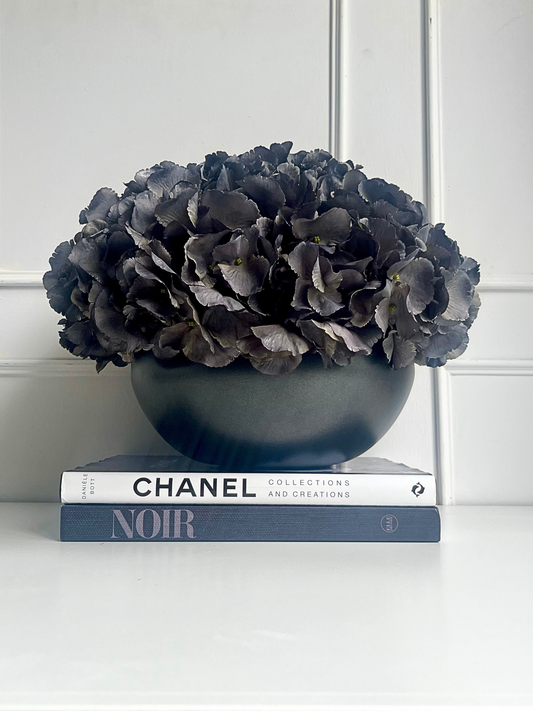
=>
[131,350,414,470]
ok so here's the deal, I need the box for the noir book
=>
[60,504,441,543]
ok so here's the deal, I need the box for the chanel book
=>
[60,504,441,542]
[60,455,436,507]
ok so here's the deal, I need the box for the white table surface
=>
[0,504,532,711]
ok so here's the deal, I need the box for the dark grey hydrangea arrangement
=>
[44,142,480,375]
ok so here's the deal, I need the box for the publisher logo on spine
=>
[411,482,425,497]
[380,514,399,533]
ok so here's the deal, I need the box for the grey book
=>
[60,504,441,542]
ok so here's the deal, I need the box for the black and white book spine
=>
[60,470,436,506]
[60,504,441,542]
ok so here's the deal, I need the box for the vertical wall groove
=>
[421,0,431,212]
[425,0,444,223]
[423,0,453,504]
[329,0,342,158]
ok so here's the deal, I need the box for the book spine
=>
[60,504,440,542]
[60,471,436,506]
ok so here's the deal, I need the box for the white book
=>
[60,455,436,506]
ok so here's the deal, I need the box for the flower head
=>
[44,143,480,373]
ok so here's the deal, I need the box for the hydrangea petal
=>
[424,324,468,358]
[307,286,342,316]
[442,270,474,321]
[131,191,160,234]
[397,257,435,315]
[79,187,118,224]
[147,164,189,199]
[202,306,258,347]
[202,190,260,229]
[190,285,244,312]
[383,331,417,369]
[288,241,319,280]
[154,188,196,227]
[250,353,302,375]
[219,254,269,296]
[239,175,286,219]
[252,324,309,356]
[292,207,352,244]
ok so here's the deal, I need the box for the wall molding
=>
[0,270,45,287]
[3,270,531,293]
[477,275,533,292]
[445,359,533,377]
[0,359,129,377]
[328,0,342,158]
[435,365,453,505]
[424,0,445,503]
[424,0,444,223]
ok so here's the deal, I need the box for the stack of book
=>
[60,455,440,542]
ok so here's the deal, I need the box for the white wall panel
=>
[0,0,330,273]
[437,0,533,280]
[340,0,426,200]
[457,290,533,362]
[444,368,533,504]
[0,364,174,502]
[0,287,72,360]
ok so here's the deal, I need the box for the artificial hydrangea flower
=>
[44,142,480,374]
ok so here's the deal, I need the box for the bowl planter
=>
[131,349,414,470]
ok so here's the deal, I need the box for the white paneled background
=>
[0,0,531,503]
